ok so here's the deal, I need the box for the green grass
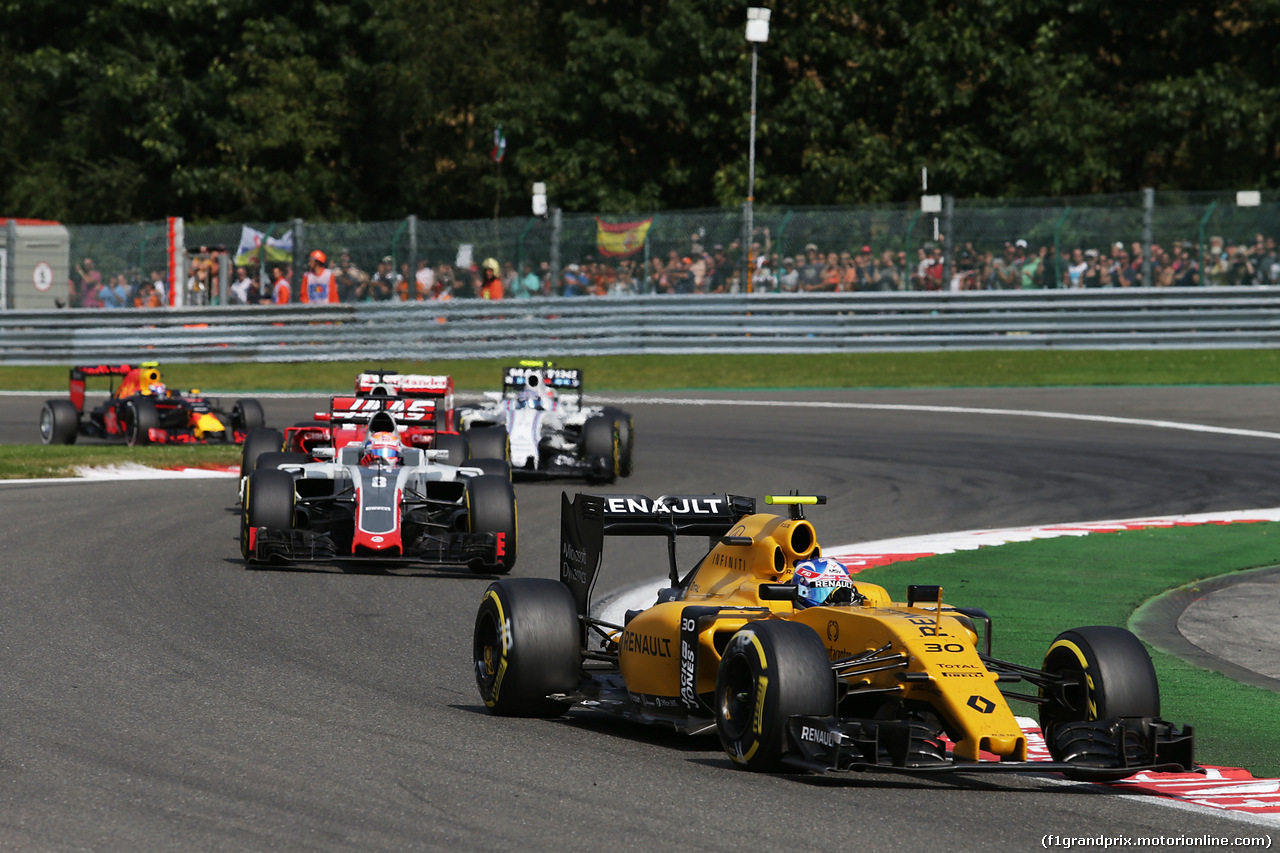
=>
[0,444,241,478]
[10,349,1280,393]
[858,522,1280,778]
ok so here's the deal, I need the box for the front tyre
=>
[602,407,634,477]
[465,474,518,573]
[124,398,159,447]
[40,399,79,445]
[1039,625,1160,760]
[241,468,296,560]
[716,620,835,772]
[473,578,579,716]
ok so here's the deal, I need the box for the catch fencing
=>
[5,286,1280,364]
[54,189,1280,306]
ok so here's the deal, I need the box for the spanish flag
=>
[595,217,653,258]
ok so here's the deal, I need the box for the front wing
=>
[246,527,503,570]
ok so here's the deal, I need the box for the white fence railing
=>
[5,287,1280,364]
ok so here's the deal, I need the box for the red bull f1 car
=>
[473,493,1195,779]
[242,407,517,572]
[40,363,265,446]
[456,362,632,483]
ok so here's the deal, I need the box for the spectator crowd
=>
[64,232,1280,309]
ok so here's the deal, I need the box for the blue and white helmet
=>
[791,558,856,608]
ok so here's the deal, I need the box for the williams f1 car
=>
[473,493,1194,779]
[456,362,631,483]
[40,363,265,446]
[242,409,517,572]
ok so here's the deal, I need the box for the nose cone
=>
[195,413,227,438]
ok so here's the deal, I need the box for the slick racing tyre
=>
[39,399,79,445]
[240,428,285,479]
[434,433,468,467]
[232,398,266,432]
[254,452,309,473]
[716,620,835,772]
[471,458,512,480]
[581,416,619,484]
[467,425,510,465]
[466,474,518,573]
[474,578,579,717]
[1039,625,1160,762]
[601,407,634,477]
[241,468,296,560]
[124,398,159,447]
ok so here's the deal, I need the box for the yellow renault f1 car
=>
[473,493,1195,779]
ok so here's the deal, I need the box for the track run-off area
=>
[2,384,1280,851]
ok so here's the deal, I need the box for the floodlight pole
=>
[744,8,769,293]
[745,41,759,293]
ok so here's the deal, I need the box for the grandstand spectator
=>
[1020,246,1044,289]
[561,263,586,296]
[187,265,211,305]
[366,256,399,301]
[134,279,163,308]
[228,266,255,304]
[334,251,368,302]
[704,246,730,293]
[1063,248,1087,288]
[100,274,130,308]
[752,257,778,292]
[797,244,821,290]
[778,257,799,292]
[69,257,101,308]
[272,266,292,303]
[875,251,901,291]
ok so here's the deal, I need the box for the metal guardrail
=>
[5,286,1280,364]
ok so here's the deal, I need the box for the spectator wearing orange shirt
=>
[301,251,338,303]
[272,266,292,303]
[479,258,504,300]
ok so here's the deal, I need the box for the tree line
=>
[2,0,1277,225]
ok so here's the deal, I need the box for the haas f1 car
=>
[40,363,265,446]
[474,493,1195,779]
[242,408,517,572]
[456,362,631,483]
[240,370,509,489]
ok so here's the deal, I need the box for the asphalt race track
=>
[4,385,1280,851]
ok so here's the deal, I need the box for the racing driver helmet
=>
[516,387,543,410]
[791,558,858,608]
[361,431,402,467]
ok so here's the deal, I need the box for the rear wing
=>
[355,371,454,400]
[69,363,143,413]
[328,395,446,431]
[501,364,583,399]
[560,492,755,620]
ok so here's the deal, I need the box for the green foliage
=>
[1,0,1278,222]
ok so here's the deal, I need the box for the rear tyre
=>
[581,416,618,484]
[241,468,296,560]
[124,398,159,447]
[467,425,510,464]
[232,398,266,432]
[40,399,79,445]
[434,433,468,467]
[1039,626,1160,760]
[602,407,634,477]
[254,451,309,473]
[716,620,836,772]
[466,474,518,573]
[473,578,579,716]
[240,428,285,478]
